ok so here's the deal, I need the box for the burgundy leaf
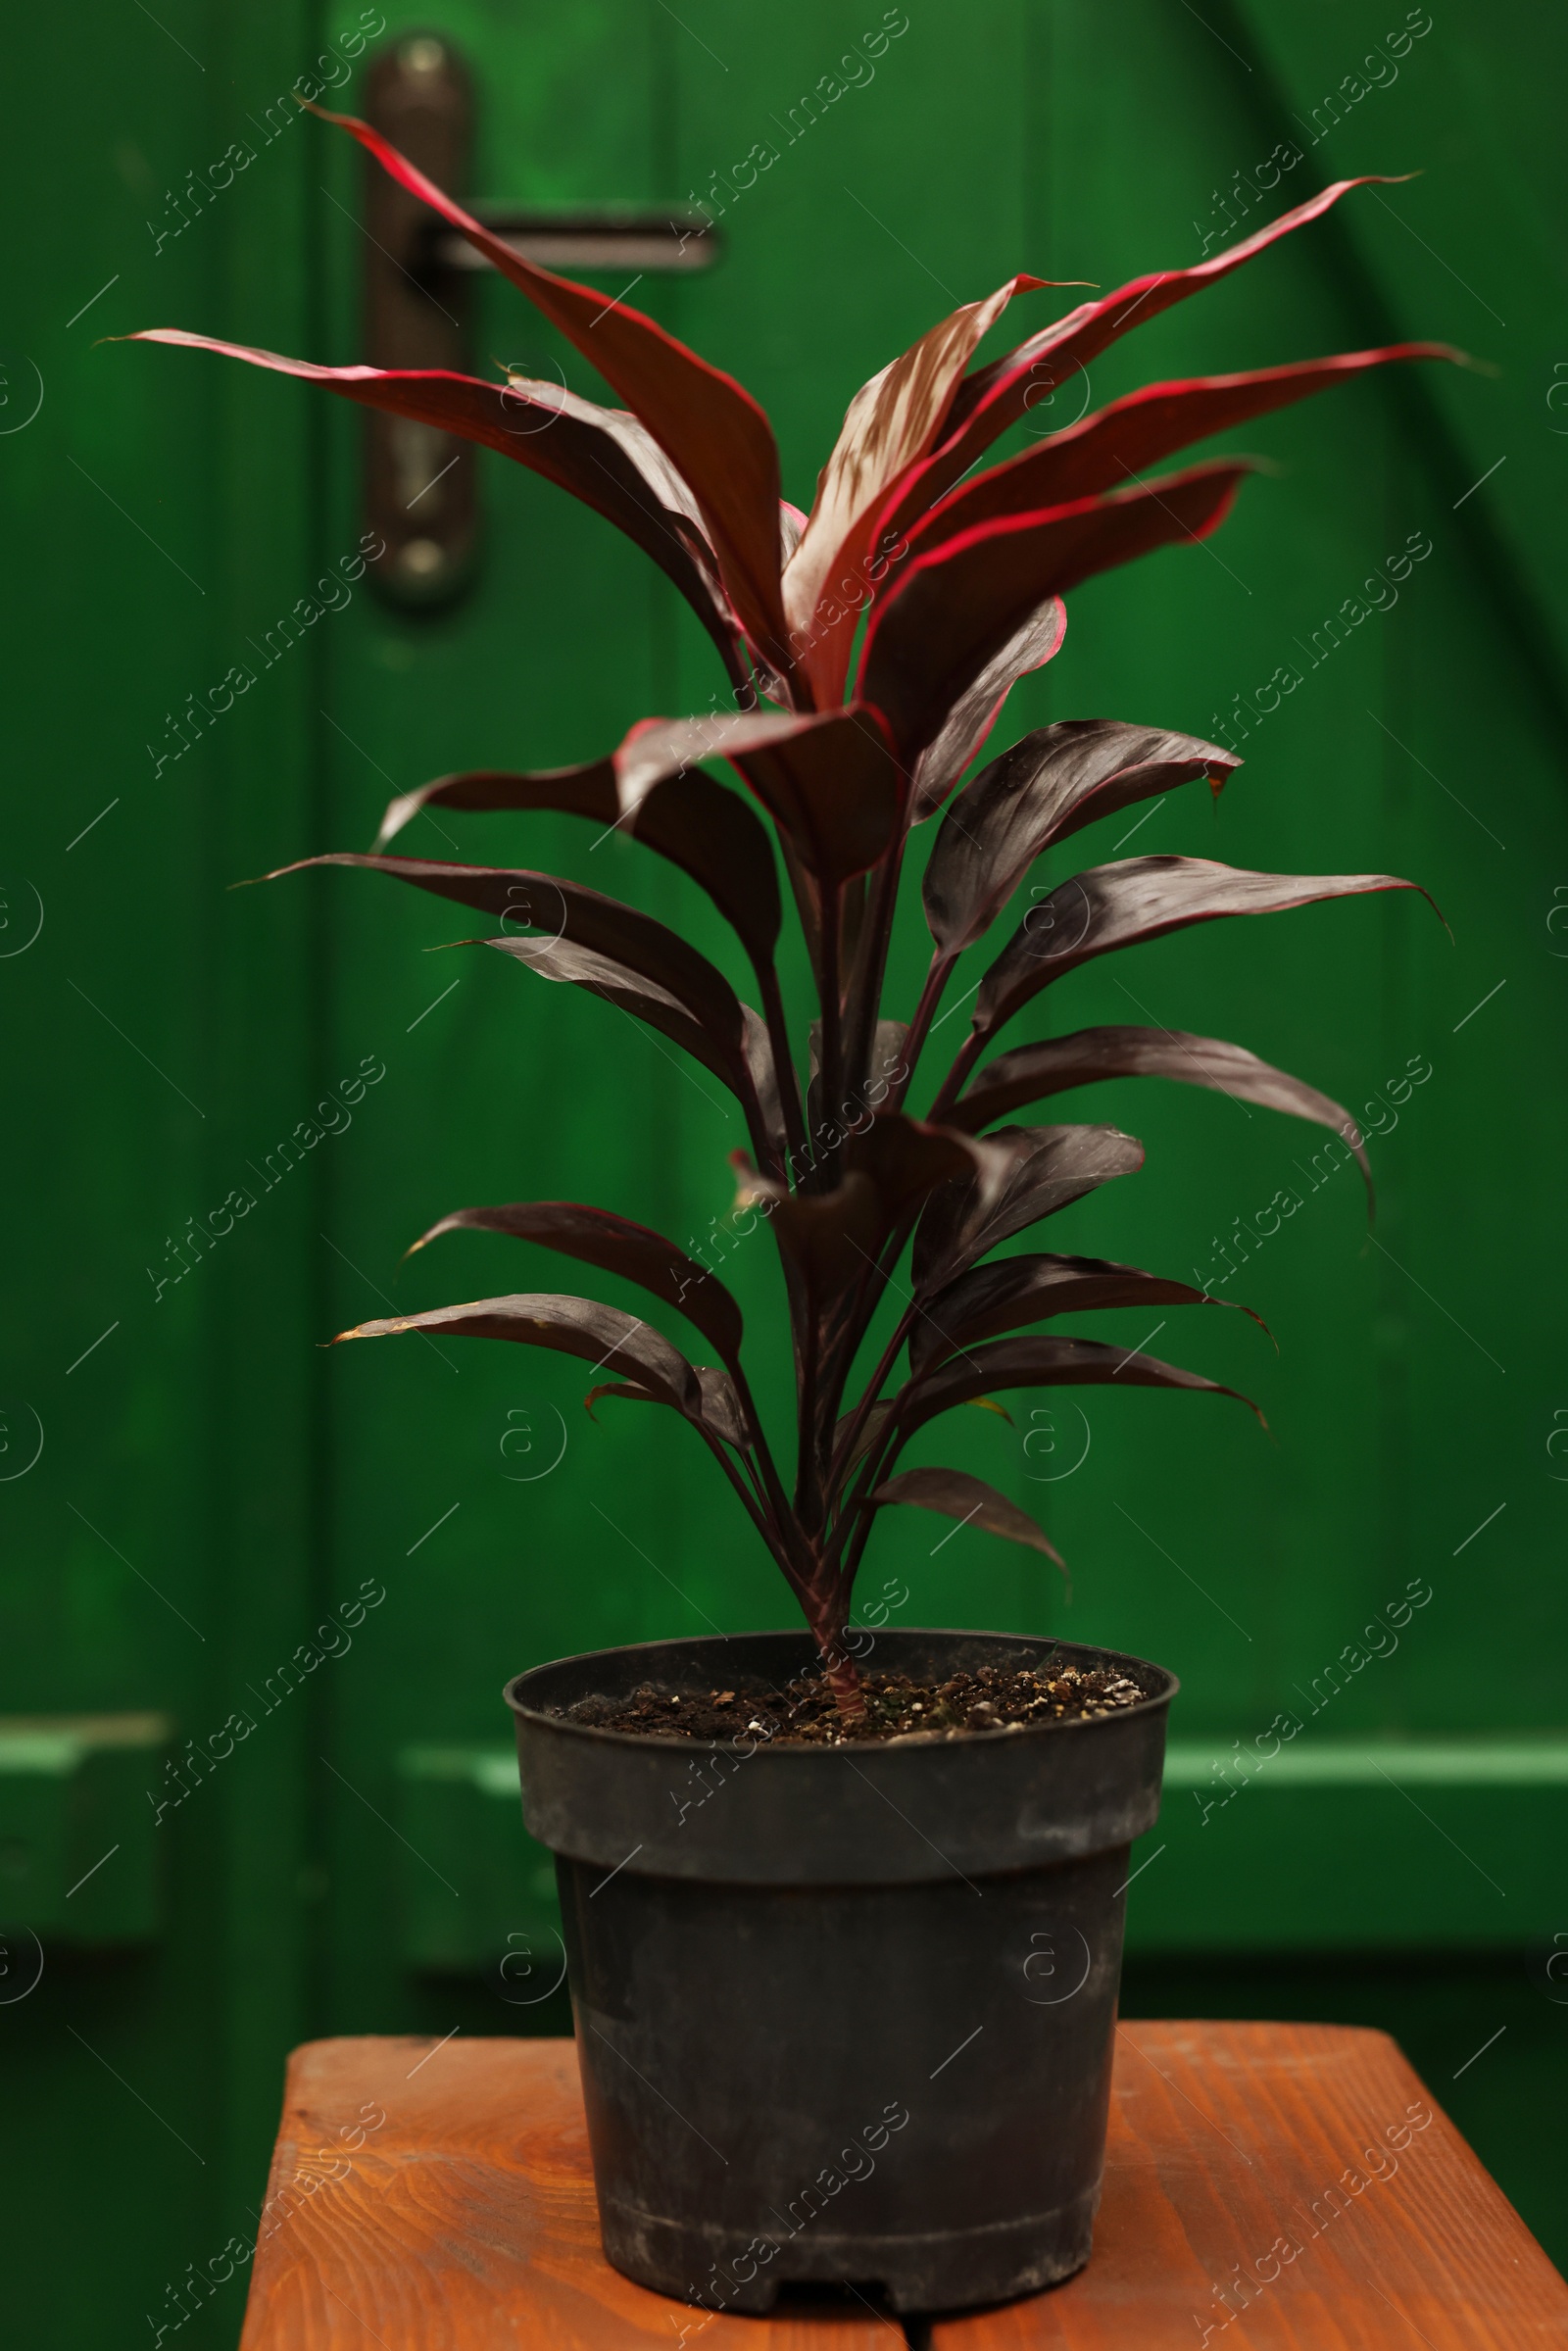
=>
[734,1112,1004,1298]
[864,1467,1064,1569]
[911,1251,1245,1378]
[891,1333,1264,1447]
[913,1124,1146,1293]
[268,852,745,1050]
[407,1200,745,1373]
[924,722,1238,955]
[371,759,783,983]
[123,337,750,691]
[615,708,906,884]
[906,346,1462,563]
[884,176,1417,535]
[908,598,1067,824]
[782,274,1046,700]
[857,464,1249,759]
[335,1292,701,1412]
[947,1024,1369,1192]
[482,935,756,1121]
[586,1365,751,1449]
[973,857,1435,1041]
[306,103,792,676]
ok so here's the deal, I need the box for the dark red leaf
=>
[911,1250,1246,1377]
[122,336,750,691]
[924,721,1238,955]
[481,934,758,1131]
[306,103,792,676]
[947,1024,1370,1192]
[857,464,1249,759]
[268,852,745,1051]
[886,176,1418,534]
[336,1291,697,1410]
[617,709,906,884]
[912,1125,1146,1292]
[407,1200,745,1373]
[586,1365,751,1449]
[908,599,1067,824]
[906,346,1463,562]
[372,759,782,982]
[890,1333,1264,1448]
[864,1467,1064,1568]
[973,857,1436,1041]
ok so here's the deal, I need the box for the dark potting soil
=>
[543,1660,1152,1746]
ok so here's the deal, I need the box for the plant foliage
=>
[131,110,1452,1715]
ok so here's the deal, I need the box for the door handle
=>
[362,34,722,607]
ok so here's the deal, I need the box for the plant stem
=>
[893,950,957,1110]
[927,1025,986,1123]
[760,964,809,1179]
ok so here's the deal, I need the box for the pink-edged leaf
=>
[886,176,1418,533]
[948,1024,1370,1193]
[908,598,1067,824]
[304,103,791,676]
[907,345,1463,561]
[782,273,1047,700]
[372,759,782,980]
[973,857,1436,1041]
[616,708,906,884]
[924,721,1238,955]
[857,464,1249,759]
[407,1200,745,1374]
[863,1467,1064,1570]
[122,337,751,691]
[912,1124,1146,1293]
[911,1250,1250,1378]
[890,1334,1265,1447]
[268,852,745,1048]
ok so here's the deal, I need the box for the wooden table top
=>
[239,2023,1567,2349]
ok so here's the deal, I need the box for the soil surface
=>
[544,1660,1152,1746]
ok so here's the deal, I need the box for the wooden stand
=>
[238,2023,1567,2347]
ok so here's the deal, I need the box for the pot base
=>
[599,2183,1099,2315]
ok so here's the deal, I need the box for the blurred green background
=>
[2,1,1564,2338]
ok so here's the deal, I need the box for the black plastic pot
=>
[505,1627,1174,2316]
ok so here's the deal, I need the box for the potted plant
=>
[131,109,1452,2316]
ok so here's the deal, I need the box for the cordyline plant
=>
[131,110,1454,1721]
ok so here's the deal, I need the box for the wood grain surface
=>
[933,2020,1568,2349]
[237,2026,1567,2349]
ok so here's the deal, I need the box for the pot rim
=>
[504,1625,1178,1758]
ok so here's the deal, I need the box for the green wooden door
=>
[3,4,1564,2342]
